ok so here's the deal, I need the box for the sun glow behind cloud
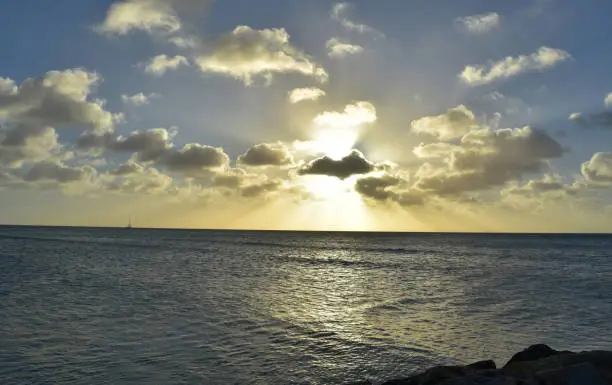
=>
[295,101,377,160]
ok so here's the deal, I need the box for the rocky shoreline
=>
[350,345,612,385]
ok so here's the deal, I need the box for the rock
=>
[420,365,466,385]
[536,362,608,385]
[379,377,418,385]
[504,344,566,367]
[465,360,497,371]
[368,347,612,385]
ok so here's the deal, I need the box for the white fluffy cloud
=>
[411,105,481,140]
[96,0,211,35]
[455,12,500,34]
[237,142,293,167]
[582,152,612,184]
[141,54,189,76]
[121,92,159,106]
[160,144,230,173]
[194,26,328,85]
[460,46,571,86]
[326,38,364,58]
[413,126,565,195]
[331,3,378,35]
[313,101,377,128]
[288,87,326,104]
[96,0,182,35]
[0,69,117,133]
[605,93,612,107]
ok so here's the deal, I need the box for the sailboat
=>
[126,217,133,229]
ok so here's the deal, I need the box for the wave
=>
[265,254,402,269]
[231,239,420,255]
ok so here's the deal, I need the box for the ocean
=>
[0,226,611,384]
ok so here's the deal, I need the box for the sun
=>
[301,175,354,199]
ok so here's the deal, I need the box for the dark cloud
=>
[355,174,403,201]
[299,150,374,179]
[237,142,293,166]
[355,174,425,207]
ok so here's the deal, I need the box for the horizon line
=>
[0,224,611,236]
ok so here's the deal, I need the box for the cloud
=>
[121,92,160,106]
[330,3,378,35]
[413,126,565,195]
[455,12,500,34]
[288,87,326,104]
[23,161,96,184]
[503,174,577,196]
[159,144,230,173]
[212,168,248,188]
[460,46,571,86]
[0,124,60,167]
[240,179,282,198]
[105,166,175,195]
[299,150,375,179]
[0,69,118,133]
[411,105,481,140]
[355,174,402,201]
[111,160,145,175]
[606,93,612,107]
[79,128,228,174]
[413,142,459,159]
[210,168,283,199]
[569,111,612,129]
[77,128,172,162]
[326,38,364,58]
[313,101,377,128]
[95,0,211,36]
[96,0,182,35]
[355,174,424,207]
[141,54,189,76]
[194,26,328,85]
[79,128,228,173]
[582,152,612,184]
[237,142,293,167]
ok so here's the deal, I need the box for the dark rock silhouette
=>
[349,345,612,385]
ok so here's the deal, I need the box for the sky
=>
[1,0,612,232]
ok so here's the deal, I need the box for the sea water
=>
[1,227,611,384]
